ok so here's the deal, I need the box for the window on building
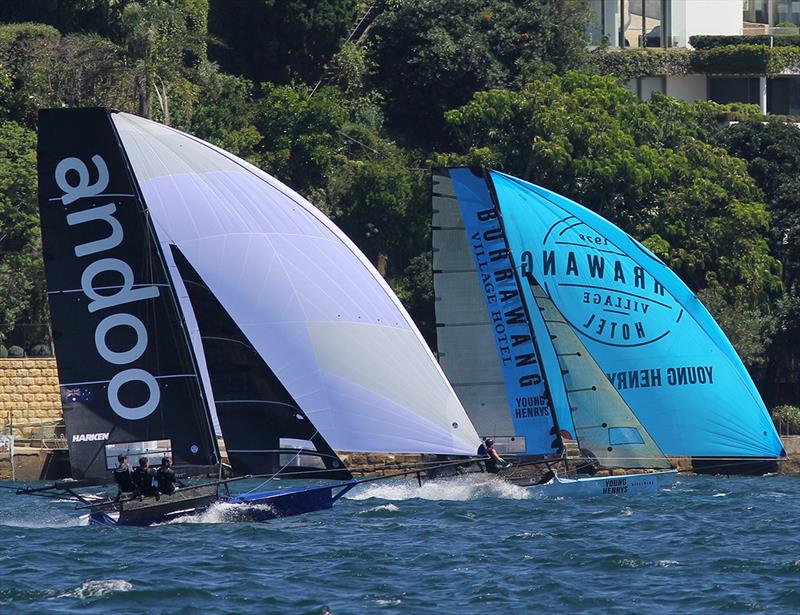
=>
[626,76,666,100]
[743,0,771,29]
[624,0,669,48]
[768,77,800,115]
[744,1,800,31]
[776,2,800,28]
[589,0,621,46]
[588,1,671,48]
[709,77,760,105]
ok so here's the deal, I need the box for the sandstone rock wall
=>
[0,358,63,437]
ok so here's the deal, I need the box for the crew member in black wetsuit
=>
[112,454,135,499]
[484,439,511,474]
[132,457,159,498]
[156,457,184,495]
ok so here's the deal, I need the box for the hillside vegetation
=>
[0,0,798,407]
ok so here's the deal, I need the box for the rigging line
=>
[243,430,322,494]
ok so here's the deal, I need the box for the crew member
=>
[112,454,135,498]
[132,457,158,498]
[484,439,511,474]
[156,457,184,495]
[476,440,487,472]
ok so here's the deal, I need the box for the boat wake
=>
[347,475,531,502]
[163,501,277,525]
[57,579,133,599]
[356,503,401,516]
[0,511,87,529]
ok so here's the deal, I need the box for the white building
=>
[589,1,800,115]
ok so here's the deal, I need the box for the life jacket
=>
[477,443,487,457]
[133,466,158,496]
[156,466,177,494]
[113,465,135,492]
[485,448,499,473]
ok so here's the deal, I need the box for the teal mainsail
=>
[433,168,671,468]
[489,170,784,460]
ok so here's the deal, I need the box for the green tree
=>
[119,0,208,125]
[208,0,357,86]
[717,121,800,288]
[370,0,590,146]
[444,73,781,301]
[0,23,138,124]
[189,67,260,160]
[0,0,130,39]
[252,84,348,194]
[0,120,43,348]
[716,121,800,403]
[697,286,776,370]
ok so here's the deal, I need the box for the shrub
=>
[692,45,800,76]
[690,34,800,49]
[0,345,7,358]
[29,344,51,357]
[772,405,800,435]
[7,345,23,357]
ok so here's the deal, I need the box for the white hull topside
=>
[528,470,679,497]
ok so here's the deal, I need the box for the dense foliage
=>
[0,1,797,407]
[369,0,591,146]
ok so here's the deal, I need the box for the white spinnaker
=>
[112,112,480,456]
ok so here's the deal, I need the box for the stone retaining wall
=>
[0,358,62,437]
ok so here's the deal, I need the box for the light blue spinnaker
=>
[491,170,785,460]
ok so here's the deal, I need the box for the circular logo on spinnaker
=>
[524,217,682,347]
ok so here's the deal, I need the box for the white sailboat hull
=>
[529,469,678,497]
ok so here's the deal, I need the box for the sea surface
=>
[1,474,798,614]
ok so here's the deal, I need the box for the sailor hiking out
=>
[482,439,512,474]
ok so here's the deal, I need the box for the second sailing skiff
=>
[434,167,685,493]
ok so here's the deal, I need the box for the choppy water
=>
[1,474,798,614]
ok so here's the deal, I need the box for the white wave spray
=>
[347,474,531,502]
[163,501,276,525]
[58,579,133,599]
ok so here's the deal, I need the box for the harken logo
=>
[521,217,683,347]
[72,432,110,443]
